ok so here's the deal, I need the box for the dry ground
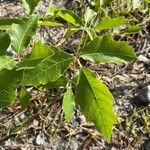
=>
[0,0,150,149]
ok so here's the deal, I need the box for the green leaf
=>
[17,40,54,70]
[29,40,54,59]
[101,0,114,7]
[94,0,101,11]
[22,0,40,14]
[38,20,64,27]
[94,0,113,10]
[22,46,74,86]
[75,68,117,141]
[84,7,96,24]
[125,25,141,34]
[9,15,38,53]
[95,16,127,30]
[19,87,31,108]
[49,8,83,26]
[63,87,75,122]
[64,27,81,39]
[0,69,22,108]
[0,33,10,55]
[84,28,97,40]
[0,18,21,30]
[0,56,15,71]
[81,34,137,63]
[17,41,54,70]
[44,75,68,88]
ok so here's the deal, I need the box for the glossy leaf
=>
[17,40,54,70]
[29,40,54,59]
[0,56,15,71]
[0,33,10,55]
[9,15,38,53]
[19,87,31,108]
[0,69,22,108]
[63,87,75,122]
[81,34,136,63]
[95,16,127,30]
[22,46,74,86]
[49,8,83,26]
[22,0,40,14]
[75,68,117,141]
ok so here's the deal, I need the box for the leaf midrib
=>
[81,52,135,59]
[17,17,36,51]
[23,57,73,85]
[0,58,14,70]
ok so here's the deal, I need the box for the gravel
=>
[0,0,149,150]
[137,85,150,104]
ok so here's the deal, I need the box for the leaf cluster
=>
[0,0,137,141]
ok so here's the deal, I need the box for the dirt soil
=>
[0,0,150,150]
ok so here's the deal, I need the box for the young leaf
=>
[29,40,54,59]
[17,41,54,70]
[22,0,40,14]
[9,15,38,53]
[19,87,31,108]
[38,20,64,27]
[95,0,100,11]
[49,8,83,26]
[75,68,117,141]
[0,56,15,71]
[0,69,22,108]
[84,28,97,40]
[63,87,75,122]
[22,46,74,86]
[95,0,113,10]
[38,19,64,27]
[0,33,10,55]
[95,16,127,30]
[81,34,137,64]
[84,7,96,24]
[101,0,114,7]
[125,25,141,34]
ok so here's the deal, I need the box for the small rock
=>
[79,115,86,124]
[19,113,26,120]
[4,139,11,146]
[133,61,144,71]
[69,140,79,150]
[35,134,45,145]
[72,117,80,126]
[141,140,150,150]
[145,141,150,150]
[72,115,86,126]
[137,55,150,65]
[14,116,20,125]
[6,47,17,57]
[147,52,150,58]
[33,119,39,126]
[137,85,150,104]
